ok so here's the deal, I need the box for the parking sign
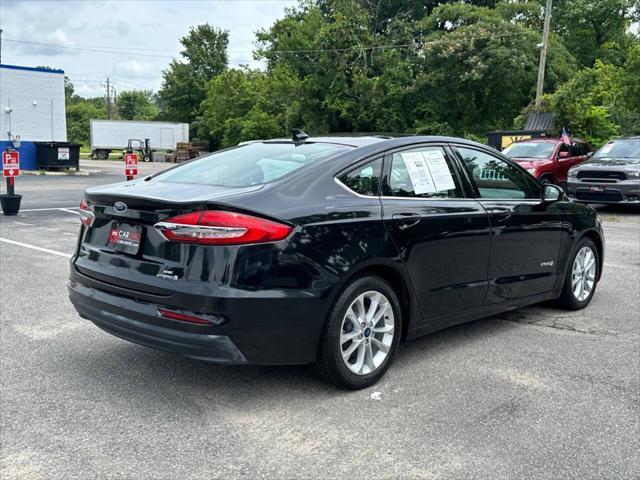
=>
[124,153,138,176]
[2,151,20,177]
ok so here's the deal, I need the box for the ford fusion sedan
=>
[502,138,591,185]
[567,137,640,204]
[69,133,604,389]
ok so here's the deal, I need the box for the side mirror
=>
[558,151,570,159]
[587,151,594,158]
[543,184,563,202]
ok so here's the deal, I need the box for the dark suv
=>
[567,137,640,204]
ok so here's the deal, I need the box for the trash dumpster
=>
[34,142,80,170]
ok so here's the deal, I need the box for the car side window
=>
[339,158,383,196]
[383,146,463,198]
[569,142,585,157]
[558,143,569,156]
[455,147,539,200]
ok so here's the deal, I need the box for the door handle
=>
[392,213,421,230]
[486,207,512,222]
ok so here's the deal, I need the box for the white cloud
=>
[74,82,106,98]
[47,29,75,47]
[114,59,156,79]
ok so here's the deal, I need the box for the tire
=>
[143,155,151,162]
[540,175,554,185]
[313,275,402,390]
[96,150,108,160]
[557,237,599,310]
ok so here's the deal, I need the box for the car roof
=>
[262,134,492,150]
[263,135,396,147]
[607,136,640,142]
[512,137,586,144]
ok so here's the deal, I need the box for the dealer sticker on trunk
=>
[108,223,142,254]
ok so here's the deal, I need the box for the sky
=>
[0,0,298,98]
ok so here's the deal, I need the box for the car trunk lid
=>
[75,180,268,296]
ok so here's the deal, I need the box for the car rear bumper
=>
[69,282,248,364]
[566,180,640,204]
[69,267,329,365]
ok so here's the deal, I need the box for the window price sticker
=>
[400,149,455,194]
[401,152,436,194]
[422,150,455,191]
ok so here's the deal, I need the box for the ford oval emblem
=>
[114,201,128,213]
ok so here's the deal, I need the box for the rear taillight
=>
[153,211,292,245]
[79,198,95,227]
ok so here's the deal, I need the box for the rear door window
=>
[383,146,463,198]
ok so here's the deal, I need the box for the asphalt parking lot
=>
[1,162,639,479]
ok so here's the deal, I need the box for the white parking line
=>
[0,237,72,259]
[19,207,79,212]
[59,208,80,215]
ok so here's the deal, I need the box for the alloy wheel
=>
[340,290,395,375]
[571,246,597,302]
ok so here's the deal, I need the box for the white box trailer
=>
[90,119,189,160]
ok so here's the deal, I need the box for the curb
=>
[20,170,103,177]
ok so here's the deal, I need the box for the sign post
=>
[1,149,22,215]
[124,153,138,181]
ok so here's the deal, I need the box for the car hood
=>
[511,158,551,169]
[573,157,640,170]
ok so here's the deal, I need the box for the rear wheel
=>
[314,276,401,389]
[557,238,599,310]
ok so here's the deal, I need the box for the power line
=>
[4,38,177,59]
[4,30,531,59]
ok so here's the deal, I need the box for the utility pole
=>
[535,0,553,109]
[106,77,112,120]
[1,29,4,64]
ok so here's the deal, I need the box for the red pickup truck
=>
[502,138,592,185]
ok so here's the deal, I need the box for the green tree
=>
[551,0,639,68]
[253,1,574,137]
[531,45,640,146]
[116,90,159,120]
[412,3,575,134]
[158,24,229,126]
[199,65,305,148]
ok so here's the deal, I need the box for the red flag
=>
[561,127,570,145]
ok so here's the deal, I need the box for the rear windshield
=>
[594,139,640,159]
[502,142,556,159]
[154,142,351,187]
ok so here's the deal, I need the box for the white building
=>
[0,64,67,169]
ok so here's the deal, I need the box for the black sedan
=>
[69,133,604,389]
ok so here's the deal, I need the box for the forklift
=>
[125,138,153,162]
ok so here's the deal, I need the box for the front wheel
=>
[314,276,401,389]
[557,238,599,310]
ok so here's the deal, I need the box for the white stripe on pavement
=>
[0,238,72,258]
[18,207,79,212]
[59,208,80,215]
